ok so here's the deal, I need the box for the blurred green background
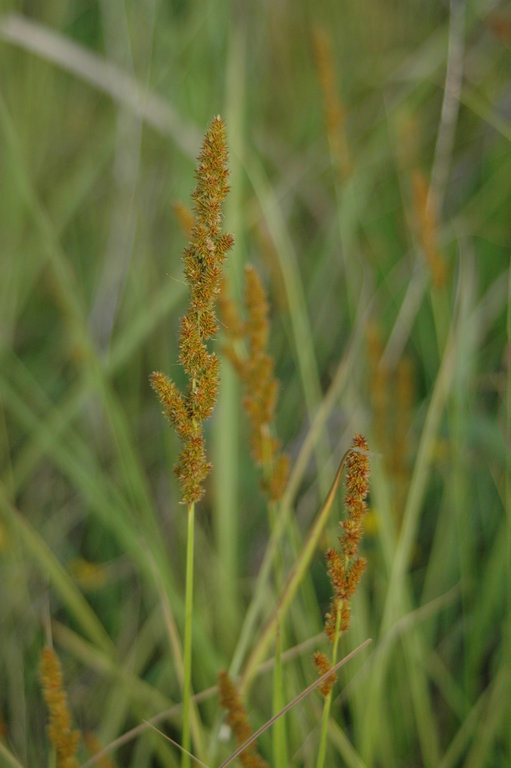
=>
[0,1,510,766]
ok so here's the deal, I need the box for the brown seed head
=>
[220,265,289,503]
[320,435,370,651]
[151,116,233,504]
[313,651,338,697]
[218,671,269,768]
[39,647,80,767]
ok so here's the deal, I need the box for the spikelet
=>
[412,171,447,289]
[218,671,269,768]
[219,265,289,503]
[173,201,194,238]
[218,275,244,341]
[151,116,233,504]
[83,732,115,767]
[39,647,80,767]
[314,435,370,694]
[313,651,337,697]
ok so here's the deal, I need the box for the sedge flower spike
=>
[39,647,80,767]
[324,433,370,639]
[314,434,370,695]
[218,670,269,768]
[219,265,290,503]
[151,116,233,504]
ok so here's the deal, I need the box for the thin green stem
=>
[272,618,288,768]
[316,600,342,768]
[182,501,195,768]
[505,257,511,759]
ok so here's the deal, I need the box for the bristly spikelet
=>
[324,434,370,640]
[219,265,290,503]
[218,671,269,768]
[39,647,80,767]
[315,435,370,693]
[412,171,447,288]
[313,651,337,697]
[151,116,233,504]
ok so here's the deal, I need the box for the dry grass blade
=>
[143,722,211,768]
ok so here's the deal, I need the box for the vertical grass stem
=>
[181,501,196,768]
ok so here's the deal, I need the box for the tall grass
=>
[1,2,510,766]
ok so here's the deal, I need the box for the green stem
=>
[272,618,287,767]
[316,604,342,768]
[182,501,195,768]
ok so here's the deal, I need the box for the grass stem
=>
[182,501,196,768]
[316,599,342,768]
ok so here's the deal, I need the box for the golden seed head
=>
[320,435,370,649]
[39,647,80,767]
[313,651,338,697]
[218,671,269,768]
[220,265,289,503]
[151,116,233,504]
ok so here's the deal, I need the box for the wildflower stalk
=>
[220,265,290,506]
[314,434,370,766]
[151,115,233,767]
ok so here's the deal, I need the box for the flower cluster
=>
[39,647,80,767]
[218,670,269,768]
[151,116,233,504]
[313,650,338,697]
[219,265,289,503]
[314,435,370,696]
[324,434,370,640]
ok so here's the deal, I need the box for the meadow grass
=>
[1,1,510,766]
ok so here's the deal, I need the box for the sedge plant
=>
[151,117,371,766]
[30,116,372,768]
[150,115,233,767]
